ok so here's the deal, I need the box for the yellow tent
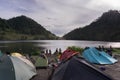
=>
[11,52,23,57]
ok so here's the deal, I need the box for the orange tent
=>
[59,49,79,61]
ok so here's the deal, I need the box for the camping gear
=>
[31,54,48,68]
[11,52,35,68]
[59,49,79,61]
[52,56,113,80]
[0,53,36,80]
[82,47,118,64]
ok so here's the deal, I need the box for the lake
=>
[0,40,120,54]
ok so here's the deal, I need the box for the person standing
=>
[107,46,113,56]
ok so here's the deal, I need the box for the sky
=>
[0,0,120,37]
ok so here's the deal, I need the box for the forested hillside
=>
[63,10,120,41]
[0,15,58,40]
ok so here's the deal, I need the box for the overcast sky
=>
[0,0,120,36]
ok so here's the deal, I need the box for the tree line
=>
[0,15,58,40]
[63,10,120,41]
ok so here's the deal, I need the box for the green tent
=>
[31,54,48,68]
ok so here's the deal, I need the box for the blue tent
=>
[82,47,118,64]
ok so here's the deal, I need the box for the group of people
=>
[43,48,62,56]
[97,45,113,56]
[85,45,113,56]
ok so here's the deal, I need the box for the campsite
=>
[32,54,120,80]
[1,1,120,80]
[1,46,120,80]
[31,47,120,80]
[21,48,120,80]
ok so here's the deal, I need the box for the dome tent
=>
[31,54,48,68]
[59,49,79,61]
[82,47,117,64]
[0,52,36,80]
[11,52,36,68]
[52,56,113,80]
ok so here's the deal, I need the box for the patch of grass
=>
[113,48,120,54]
[67,46,84,53]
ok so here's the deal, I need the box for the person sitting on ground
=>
[106,46,113,56]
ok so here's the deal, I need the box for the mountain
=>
[63,10,120,41]
[0,15,58,40]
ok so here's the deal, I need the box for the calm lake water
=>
[0,40,120,54]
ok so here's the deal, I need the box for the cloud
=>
[0,0,120,36]
[0,0,38,13]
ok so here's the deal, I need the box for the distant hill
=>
[63,10,120,41]
[0,15,58,40]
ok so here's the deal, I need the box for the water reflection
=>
[106,42,120,48]
[0,42,45,54]
[0,40,120,54]
[36,40,120,53]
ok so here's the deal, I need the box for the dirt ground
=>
[31,68,53,80]
[31,54,120,80]
[98,55,120,80]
